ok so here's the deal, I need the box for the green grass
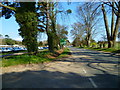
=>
[78,42,120,53]
[83,47,120,53]
[0,51,53,67]
[0,48,71,67]
[57,48,71,58]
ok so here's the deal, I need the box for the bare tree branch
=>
[0,3,16,11]
[103,2,118,11]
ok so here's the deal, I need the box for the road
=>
[2,47,120,88]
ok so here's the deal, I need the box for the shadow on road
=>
[2,70,119,88]
[55,50,119,64]
[72,51,119,59]
[1,48,120,88]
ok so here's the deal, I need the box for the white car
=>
[38,47,44,50]
[2,47,12,52]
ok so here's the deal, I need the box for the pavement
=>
[1,47,120,88]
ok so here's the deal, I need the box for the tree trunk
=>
[111,2,114,39]
[46,2,59,52]
[100,44,102,48]
[112,13,120,47]
[87,39,90,47]
[86,33,91,47]
[48,33,54,52]
[101,4,112,48]
[46,3,54,52]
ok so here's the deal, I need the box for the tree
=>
[77,2,101,47]
[56,24,68,48]
[71,22,84,47]
[56,24,68,39]
[3,35,15,45]
[37,2,71,52]
[0,2,38,53]
[15,2,38,53]
[0,1,71,53]
[72,37,81,47]
[5,35,9,38]
[4,38,15,45]
[38,41,43,46]
[101,1,120,48]
[118,27,120,39]
[38,2,62,52]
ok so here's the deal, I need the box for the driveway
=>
[1,47,119,88]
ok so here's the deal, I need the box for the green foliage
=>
[84,42,120,53]
[14,40,22,45]
[90,40,97,47]
[66,9,72,14]
[5,35,9,38]
[1,48,71,67]
[1,2,39,53]
[72,37,81,47]
[58,48,71,58]
[56,24,68,39]
[1,38,22,45]
[15,3,38,53]
[38,41,43,46]
[4,38,15,45]
[54,9,71,49]
[1,53,52,67]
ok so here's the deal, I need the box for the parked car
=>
[23,47,27,50]
[0,46,27,53]
[43,47,48,49]
[38,47,44,50]
[1,47,12,52]
[12,47,21,52]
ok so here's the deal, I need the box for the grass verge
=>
[82,47,120,53]
[0,48,71,67]
[57,48,71,58]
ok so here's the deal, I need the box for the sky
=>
[0,2,118,43]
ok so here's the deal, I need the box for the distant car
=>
[1,47,12,52]
[12,47,21,52]
[23,48,27,50]
[38,47,44,50]
[43,47,48,49]
[20,47,27,50]
[17,47,25,51]
[7,47,14,51]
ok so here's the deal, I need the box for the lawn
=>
[82,42,120,53]
[57,48,71,58]
[0,48,71,67]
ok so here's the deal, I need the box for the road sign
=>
[60,38,66,45]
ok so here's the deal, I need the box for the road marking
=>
[83,68,87,73]
[89,78,97,88]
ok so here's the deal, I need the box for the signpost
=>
[60,38,66,45]
[60,38,67,49]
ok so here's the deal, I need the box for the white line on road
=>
[89,78,98,88]
[83,68,87,73]
[82,68,98,88]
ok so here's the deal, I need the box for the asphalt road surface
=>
[2,47,120,88]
